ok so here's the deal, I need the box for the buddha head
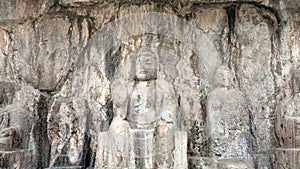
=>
[213,65,234,87]
[134,50,158,81]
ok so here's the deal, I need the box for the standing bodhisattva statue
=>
[207,66,253,168]
[98,49,177,169]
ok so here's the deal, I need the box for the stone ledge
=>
[188,157,254,169]
[188,156,217,168]
[217,158,254,169]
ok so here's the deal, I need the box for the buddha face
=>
[214,66,233,87]
[134,51,157,81]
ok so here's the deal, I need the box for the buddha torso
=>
[126,81,162,129]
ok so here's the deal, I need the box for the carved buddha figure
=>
[0,106,21,151]
[108,49,176,168]
[126,51,160,129]
[276,68,300,148]
[0,84,36,151]
[207,66,251,159]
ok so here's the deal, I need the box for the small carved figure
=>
[0,84,37,151]
[274,68,300,168]
[0,83,39,168]
[207,66,252,166]
[275,68,300,148]
[0,106,21,151]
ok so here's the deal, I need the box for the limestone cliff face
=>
[0,0,299,168]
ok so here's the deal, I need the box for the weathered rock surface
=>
[0,150,36,168]
[0,0,55,20]
[0,0,299,168]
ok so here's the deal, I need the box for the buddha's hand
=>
[109,118,129,134]
[0,127,16,138]
[0,127,16,148]
[155,122,174,136]
[108,118,130,152]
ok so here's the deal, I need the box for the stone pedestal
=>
[275,148,300,169]
[217,158,254,169]
[95,131,187,169]
[188,157,217,169]
[188,157,254,169]
[0,149,35,169]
